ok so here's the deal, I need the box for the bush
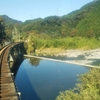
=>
[56,68,100,100]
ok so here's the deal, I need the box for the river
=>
[15,57,89,100]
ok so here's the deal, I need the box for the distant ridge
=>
[1,0,100,38]
[0,15,22,25]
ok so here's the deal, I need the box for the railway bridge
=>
[0,42,26,100]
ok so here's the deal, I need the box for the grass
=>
[36,37,100,50]
[35,47,65,56]
[27,37,100,55]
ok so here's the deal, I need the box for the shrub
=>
[56,68,100,100]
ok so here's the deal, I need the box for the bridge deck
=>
[0,44,21,100]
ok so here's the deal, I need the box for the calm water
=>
[15,57,89,100]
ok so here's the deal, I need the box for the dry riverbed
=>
[34,48,100,67]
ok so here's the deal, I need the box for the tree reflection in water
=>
[29,57,40,67]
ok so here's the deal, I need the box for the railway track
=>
[0,43,21,100]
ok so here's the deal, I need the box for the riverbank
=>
[26,48,100,68]
[35,48,100,59]
[58,49,100,59]
[24,54,100,68]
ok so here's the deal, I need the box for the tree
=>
[0,17,6,44]
[56,68,100,100]
[27,34,37,54]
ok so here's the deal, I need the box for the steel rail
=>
[0,43,21,100]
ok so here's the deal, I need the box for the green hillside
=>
[0,15,22,41]
[76,0,100,38]
[1,0,100,51]
[0,15,22,25]
[18,0,100,38]
[1,0,100,39]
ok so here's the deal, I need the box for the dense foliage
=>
[1,0,100,52]
[1,0,100,39]
[56,68,100,100]
[34,37,100,50]
[0,15,22,41]
[0,17,6,44]
[18,0,100,38]
[23,35,100,54]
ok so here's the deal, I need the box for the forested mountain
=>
[0,17,6,44]
[0,15,22,36]
[0,15,22,25]
[1,0,100,38]
[19,0,100,38]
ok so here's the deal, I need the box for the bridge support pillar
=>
[9,54,14,62]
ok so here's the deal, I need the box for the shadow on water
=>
[91,59,100,66]
[15,61,41,100]
[11,56,41,77]
[10,55,24,77]
[12,56,41,100]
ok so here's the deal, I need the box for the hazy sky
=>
[0,0,93,22]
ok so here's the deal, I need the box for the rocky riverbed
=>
[35,48,100,67]
[57,49,100,67]
[58,49,100,58]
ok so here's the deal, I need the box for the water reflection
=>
[91,59,100,66]
[15,57,89,100]
[15,60,41,100]
[29,57,40,67]
[42,55,85,61]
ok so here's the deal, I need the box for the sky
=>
[0,0,93,22]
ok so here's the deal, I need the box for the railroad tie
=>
[0,96,18,100]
